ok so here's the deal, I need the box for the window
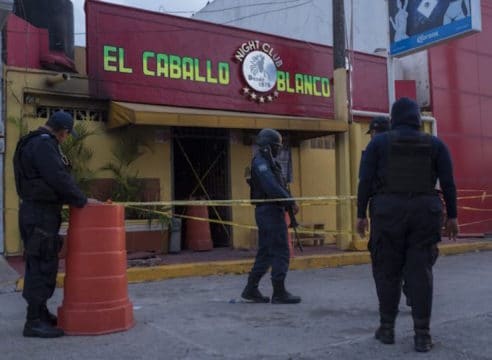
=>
[35,106,106,122]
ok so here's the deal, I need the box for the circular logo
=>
[242,50,277,93]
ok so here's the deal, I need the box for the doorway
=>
[172,127,231,248]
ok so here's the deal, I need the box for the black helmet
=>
[256,128,282,147]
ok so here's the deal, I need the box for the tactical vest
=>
[383,132,435,194]
[13,130,62,202]
[13,130,45,196]
[249,151,289,203]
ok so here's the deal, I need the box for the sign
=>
[234,40,332,104]
[388,0,481,57]
[235,41,280,103]
[242,50,278,93]
[86,0,336,118]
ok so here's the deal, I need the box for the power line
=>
[161,0,308,15]
[223,0,313,24]
[74,0,315,37]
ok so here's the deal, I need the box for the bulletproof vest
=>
[249,151,289,203]
[13,130,61,202]
[384,132,435,193]
[13,129,45,196]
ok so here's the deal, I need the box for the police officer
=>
[356,98,458,352]
[364,116,411,307]
[360,116,390,185]
[241,128,301,304]
[367,116,390,139]
[14,111,98,338]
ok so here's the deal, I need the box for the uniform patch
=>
[258,164,268,172]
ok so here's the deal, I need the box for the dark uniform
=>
[241,129,301,304]
[14,113,87,337]
[357,98,457,352]
[362,117,411,306]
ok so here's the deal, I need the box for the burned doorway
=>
[172,127,231,248]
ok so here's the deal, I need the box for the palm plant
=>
[101,130,171,227]
[60,122,98,194]
[101,129,167,222]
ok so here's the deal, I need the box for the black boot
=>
[375,313,395,344]
[23,319,64,338]
[414,318,433,352]
[40,304,58,326]
[271,279,301,304]
[241,273,269,303]
[24,303,63,338]
[375,324,395,344]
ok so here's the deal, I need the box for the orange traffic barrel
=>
[185,205,213,251]
[58,203,134,335]
[285,212,294,258]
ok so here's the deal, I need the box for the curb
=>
[15,241,492,291]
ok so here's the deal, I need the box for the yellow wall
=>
[229,141,254,249]
[229,137,338,249]
[99,127,171,202]
[3,68,171,255]
[2,68,85,254]
[4,68,436,254]
[298,143,337,243]
[3,66,342,253]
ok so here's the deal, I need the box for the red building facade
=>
[84,0,388,118]
[429,1,492,234]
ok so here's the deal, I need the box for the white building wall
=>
[399,52,430,108]
[194,0,430,107]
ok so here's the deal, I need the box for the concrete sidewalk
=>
[2,251,492,360]
[12,239,492,291]
[0,256,19,294]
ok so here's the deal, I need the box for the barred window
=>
[35,106,106,122]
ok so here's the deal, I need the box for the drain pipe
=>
[351,109,437,136]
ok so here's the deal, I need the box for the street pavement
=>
[1,251,491,360]
[0,256,17,294]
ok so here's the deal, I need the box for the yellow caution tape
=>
[126,205,352,236]
[120,195,356,207]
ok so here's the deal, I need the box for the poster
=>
[388,0,481,56]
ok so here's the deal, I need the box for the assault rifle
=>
[259,146,304,252]
[287,205,303,252]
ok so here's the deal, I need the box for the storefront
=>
[2,0,389,255]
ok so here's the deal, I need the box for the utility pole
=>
[332,0,354,250]
[333,0,346,70]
